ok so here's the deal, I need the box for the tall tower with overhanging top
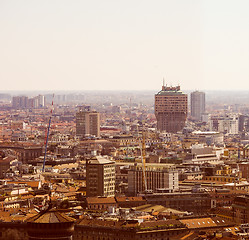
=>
[155,84,187,133]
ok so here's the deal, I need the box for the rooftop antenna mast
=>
[42,94,54,172]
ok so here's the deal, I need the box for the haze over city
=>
[3,1,249,239]
[1,0,249,91]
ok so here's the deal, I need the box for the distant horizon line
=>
[1,89,249,93]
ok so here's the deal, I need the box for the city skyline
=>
[1,0,249,91]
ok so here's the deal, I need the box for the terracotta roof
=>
[171,231,199,240]
[87,197,116,204]
[180,217,234,230]
[78,218,184,231]
[212,207,233,217]
[0,211,11,222]
[139,219,182,229]
[181,218,216,229]
[134,204,188,215]
[78,218,126,228]
[116,196,145,202]
[27,209,75,223]
[21,194,35,200]
[54,186,69,193]
[8,181,40,189]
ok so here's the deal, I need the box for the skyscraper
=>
[190,91,205,121]
[76,106,100,138]
[155,84,187,133]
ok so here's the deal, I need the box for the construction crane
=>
[42,95,54,172]
[140,129,148,193]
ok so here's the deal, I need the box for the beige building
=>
[86,156,115,197]
[76,106,100,138]
[155,85,187,133]
[128,163,178,195]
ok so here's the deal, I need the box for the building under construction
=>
[155,84,187,133]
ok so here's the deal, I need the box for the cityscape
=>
[2,0,249,239]
[0,87,248,239]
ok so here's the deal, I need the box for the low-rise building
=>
[232,194,249,224]
[144,192,212,214]
[86,197,117,211]
[74,218,187,240]
[127,163,178,195]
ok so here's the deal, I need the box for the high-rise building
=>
[155,85,187,133]
[12,96,28,109]
[86,156,115,197]
[37,94,45,108]
[190,91,205,121]
[12,95,45,109]
[76,106,100,138]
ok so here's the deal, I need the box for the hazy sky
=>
[1,0,249,91]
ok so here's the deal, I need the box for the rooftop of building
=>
[155,85,186,96]
[115,196,145,202]
[88,156,115,165]
[179,216,234,229]
[134,204,189,215]
[26,208,75,224]
[77,217,184,231]
[87,196,116,204]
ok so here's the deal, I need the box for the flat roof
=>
[155,90,186,96]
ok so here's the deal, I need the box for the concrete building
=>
[239,114,249,132]
[37,95,45,108]
[145,192,212,214]
[12,95,45,109]
[31,95,45,108]
[209,115,239,135]
[86,156,115,197]
[76,106,100,138]
[155,85,187,133]
[190,91,205,121]
[128,163,178,196]
[0,144,42,164]
[239,162,249,180]
[0,156,11,178]
[192,131,224,145]
[232,194,249,224]
[183,144,221,165]
[12,96,28,109]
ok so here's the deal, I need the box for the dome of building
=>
[27,208,75,240]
